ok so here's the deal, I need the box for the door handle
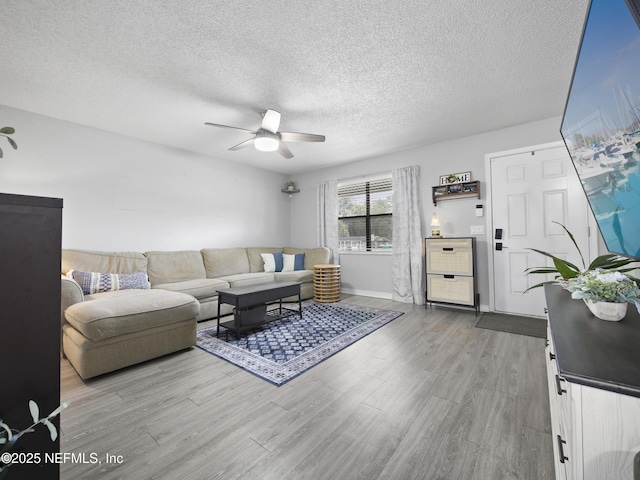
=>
[495,243,508,250]
[557,435,569,463]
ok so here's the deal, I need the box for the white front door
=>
[489,143,592,317]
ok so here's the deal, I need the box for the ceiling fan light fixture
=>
[254,130,279,152]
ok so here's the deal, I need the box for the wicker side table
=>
[313,264,341,302]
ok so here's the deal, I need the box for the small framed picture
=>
[439,171,471,185]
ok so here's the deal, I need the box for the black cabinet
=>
[0,193,63,479]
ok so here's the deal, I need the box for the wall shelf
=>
[281,188,300,198]
[431,180,480,205]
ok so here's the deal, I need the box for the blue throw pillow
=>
[294,253,305,271]
[273,252,284,272]
[283,253,305,272]
[261,252,284,272]
[69,270,150,295]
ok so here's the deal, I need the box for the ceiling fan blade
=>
[205,122,256,134]
[279,131,326,143]
[229,138,255,151]
[261,109,281,133]
[277,141,294,159]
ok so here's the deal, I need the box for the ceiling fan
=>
[205,109,325,159]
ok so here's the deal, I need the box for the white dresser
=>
[545,285,640,480]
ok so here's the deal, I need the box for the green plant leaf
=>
[47,401,70,419]
[553,257,579,279]
[528,248,580,276]
[42,419,58,441]
[524,267,559,275]
[0,127,15,135]
[28,400,39,424]
[552,221,586,269]
[588,254,633,270]
[523,280,559,293]
[0,423,11,442]
[0,147,3,158]
[7,138,16,150]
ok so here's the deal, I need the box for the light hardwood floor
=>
[60,296,554,480]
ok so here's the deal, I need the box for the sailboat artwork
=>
[561,0,640,258]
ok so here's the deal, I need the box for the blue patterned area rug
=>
[196,301,403,386]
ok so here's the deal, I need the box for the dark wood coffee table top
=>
[216,281,302,336]
[217,280,301,297]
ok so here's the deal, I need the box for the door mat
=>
[474,312,546,338]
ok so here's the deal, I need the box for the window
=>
[338,177,392,252]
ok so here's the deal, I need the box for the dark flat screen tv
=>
[561,0,640,259]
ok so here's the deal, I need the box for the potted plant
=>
[565,270,640,321]
[525,221,640,320]
[0,400,68,478]
[524,221,638,292]
[0,126,17,158]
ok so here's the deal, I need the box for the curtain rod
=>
[337,170,392,185]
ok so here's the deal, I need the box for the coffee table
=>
[216,281,302,337]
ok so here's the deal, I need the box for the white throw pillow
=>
[261,253,276,273]
[282,254,295,272]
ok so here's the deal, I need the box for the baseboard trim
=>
[341,288,393,300]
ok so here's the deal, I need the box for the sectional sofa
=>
[60,246,331,379]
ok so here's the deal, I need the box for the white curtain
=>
[392,166,425,304]
[317,180,339,264]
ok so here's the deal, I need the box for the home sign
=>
[439,171,471,185]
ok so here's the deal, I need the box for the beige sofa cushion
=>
[152,278,230,300]
[146,250,206,285]
[215,272,274,288]
[64,289,199,342]
[283,247,331,270]
[274,270,313,283]
[246,247,283,272]
[61,249,147,275]
[201,248,250,277]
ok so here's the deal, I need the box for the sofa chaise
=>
[60,246,330,379]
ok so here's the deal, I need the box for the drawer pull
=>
[444,274,455,279]
[442,247,454,252]
[555,375,567,395]
[557,435,568,463]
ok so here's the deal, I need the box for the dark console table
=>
[216,281,302,337]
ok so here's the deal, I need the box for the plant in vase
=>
[524,221,638,292]
[0,400,69,478]
[523,221,640,320]
[0,127,18,158]
[565,270,640,321]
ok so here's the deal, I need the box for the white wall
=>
[0,106,290,251]
[289,116,566,308]
[0,105,571,307]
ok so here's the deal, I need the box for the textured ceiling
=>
[0,0,590,175]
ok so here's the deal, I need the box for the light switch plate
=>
[470,225,485,235]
